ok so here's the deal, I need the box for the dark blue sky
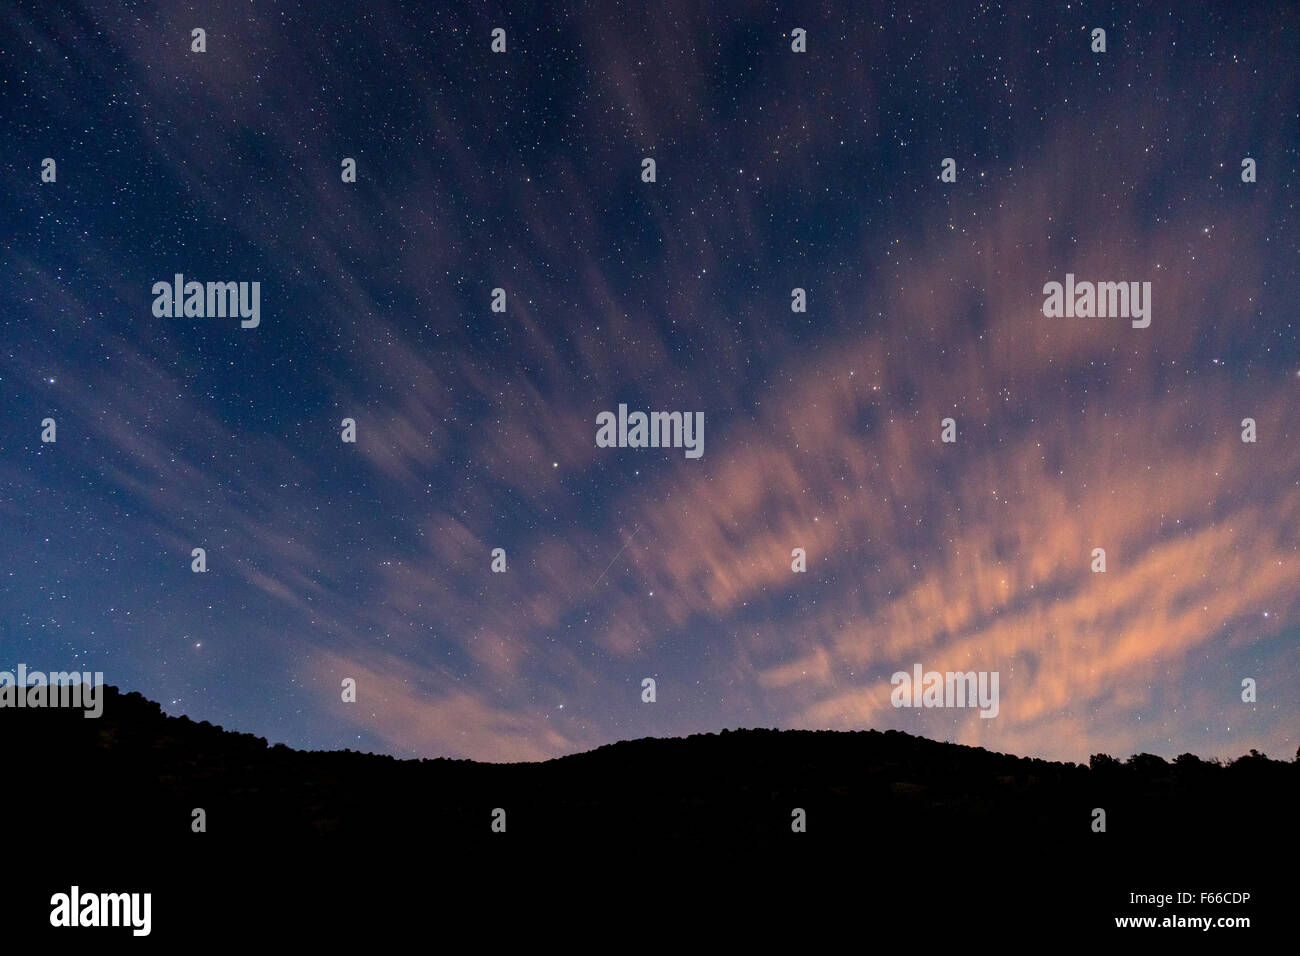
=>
[2,0,1296,762]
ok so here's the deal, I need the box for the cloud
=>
[307,650,578,763]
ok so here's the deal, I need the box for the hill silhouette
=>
[4,685,1292,939]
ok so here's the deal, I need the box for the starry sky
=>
[2,1,1297,763]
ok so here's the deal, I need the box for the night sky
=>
[2,1,1296,764]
